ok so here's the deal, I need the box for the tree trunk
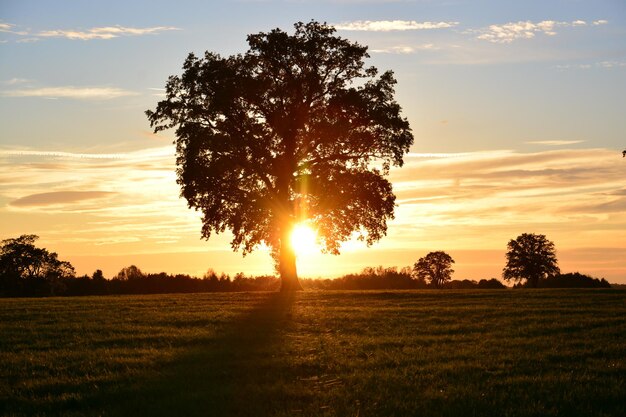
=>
[279,228,303,291]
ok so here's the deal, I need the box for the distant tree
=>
[146,21,413,291]
[542,272,610,288]
[0,234,75,295]
[444,279,477,290]
[115,265,144,281]
[413,251,455,288]
[92,269,105,281]
[477,278,507,289]
[503,233,560,288]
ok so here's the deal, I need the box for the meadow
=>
[1,290,624,416]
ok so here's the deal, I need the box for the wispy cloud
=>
[3,78,32,85]
[38,25,180,40]
[405,151,483,159]
[593,20,608,25]
[371,46,414,54]
[388,148,626,241]
[371,44,438,54]
[147,87,167,97]
[16,38,39,43]
[473,20,603,43]
[0,22,14,32]
[336,20,458,31]
[597,61,626,68]
[0,22,28,35]
[526,140,585,146]
[2,86,139,100]
[555,60,626,70]
[0,146,174,160]
[10,191,115,207]
[0,23,179,42]
[0,145,201,265]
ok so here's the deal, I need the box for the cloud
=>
[474,20,600,43]
[0,145,202,268]
[0,146,174,160]
[388,148,626,226]
[578,198,626,214]
[371,44,438,54]
[605,189,626,196]
[336,20,458,31]
[147,87,167,97]
[10,191,115,207]
[598,61,626,68]
[371,46,415,54]
[0,22,27,35]
[3,78,32,85]
[555,61,626,70]
[2,86,139,100]
[405,151,481,158]
[0,23,179,42]
[526,140,584,146]
[37,25,180,40]
[593,20,608,25]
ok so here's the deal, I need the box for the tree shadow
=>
[103,292,297,417]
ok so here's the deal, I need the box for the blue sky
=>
[1,0,625,281]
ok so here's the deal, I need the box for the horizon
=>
[1,0,625,283]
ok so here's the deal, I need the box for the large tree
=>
[147,21,413,290]
[413,251,455,288]
[503,233,560,288]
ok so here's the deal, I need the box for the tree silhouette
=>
[503,233,560,288]
[0,235,75,295]
[413,251,455,288]
[147,21,413,291]
[115,265,145,281]
[92,269,105,281]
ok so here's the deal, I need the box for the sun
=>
[290,223,318,257]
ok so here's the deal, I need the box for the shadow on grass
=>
[103,292,297,417]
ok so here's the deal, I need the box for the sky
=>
[1,0,625,282]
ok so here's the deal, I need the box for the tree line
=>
[0,233,612,297]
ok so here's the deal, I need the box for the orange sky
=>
[2,146,625,282]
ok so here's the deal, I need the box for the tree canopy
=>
[502,233,560,288]
[0,234,75,296]
[146,21,414,290]
[413,251,455,288]
[115,265,145,281]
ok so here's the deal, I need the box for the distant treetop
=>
[503,233,559,288]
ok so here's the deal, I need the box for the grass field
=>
[1,290,625,416]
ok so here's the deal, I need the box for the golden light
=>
[290,223,318,257]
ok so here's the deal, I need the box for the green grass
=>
[1,290,624,416]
